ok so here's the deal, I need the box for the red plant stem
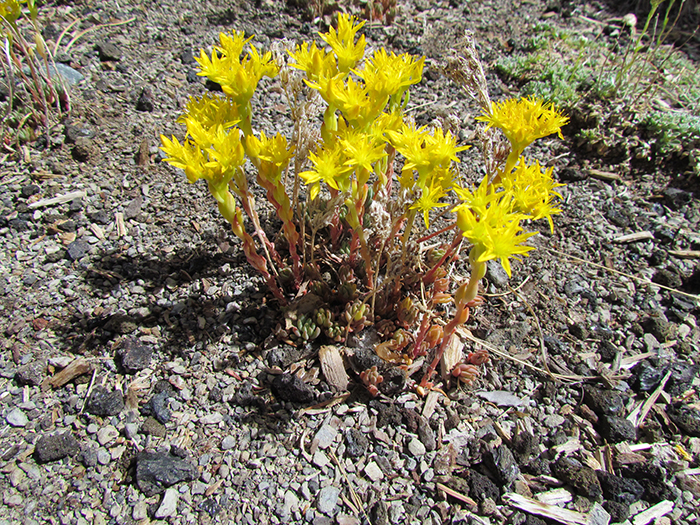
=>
[416,221,458,244]
[257,174,302,284]
[419,303,469,388]
[411,314,431,359]
[422,232,462,285]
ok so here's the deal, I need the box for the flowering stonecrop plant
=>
[161,14,569,397]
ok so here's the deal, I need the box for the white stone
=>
[408,437,426,457]
[6,408,28,428]
[132,501,148,520]
[97,425,119,446]
[364,461,383,482]
[313,449,329,468]
[155,488,179,519]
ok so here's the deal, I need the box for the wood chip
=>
[318,345,349,391]
[588,169,620,181]
[441,333,463,381]
[503,492,610,525]
[90,223,105,240]
[535,488,573,505]
[667,250,700,259]
[422,389,440,419]
[115,212,127,237]
[136,138,150,166]
[42,357,92,390]
[613,231,654,244]
[28,190,87,209]
[204,479,223,497]
[437,482,477,508]
[631,500,674,525]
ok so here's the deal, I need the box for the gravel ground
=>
[0,1,699,524]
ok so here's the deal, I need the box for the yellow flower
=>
[477,96,568,156]
[410,178,449,229]
[357,48,424,104]
[501,158,564,232]
[388,123,468,187]
[245,132,294,170]
[179,94,240,131]
[299,141,352,200]
[320,13,366,72]
[196,31,278,106]
[341,129,386,176]
[454,193,534,277]
[288,41,338,83]
[0,0,20,23]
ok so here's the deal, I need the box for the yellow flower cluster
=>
[453,98,567,277]
[196,31,278,110]
[292,14,463,234]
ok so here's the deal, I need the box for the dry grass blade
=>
[545,248,700,302]
[436,482,478,507]
[329,452,370,524]
[627,370,672,428]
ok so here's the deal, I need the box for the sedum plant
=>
[161,15,568,396]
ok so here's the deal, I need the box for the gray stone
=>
[6,408,28,428]
[316,486,341,516]
[221,436,236,450]
[66,239,90,260]
[97,448,111,465]
[147,391,171,424]
[315,425,337,449]
[155,488,179,518]
[34,432,79,463]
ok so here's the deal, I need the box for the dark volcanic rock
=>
[118,338,152,373]
[96,41,123,61]
[85,386,125,416]
[603,501,630,523]
[136,86,154,112]
[270,373,315,404]
[553,457,602,500]
[135,451,198,496]
[370,400,402,428]
[484,444,519,485]
[141,416,166,437]
[599,414,636,443]
[583,385,625,417]
[619,463,673,503]
[344,428,368,458]
[465,469,500,502]
[596,470,645,505]
[35,432,80,463]
[668,404,700,437]
[15,359,46,386]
